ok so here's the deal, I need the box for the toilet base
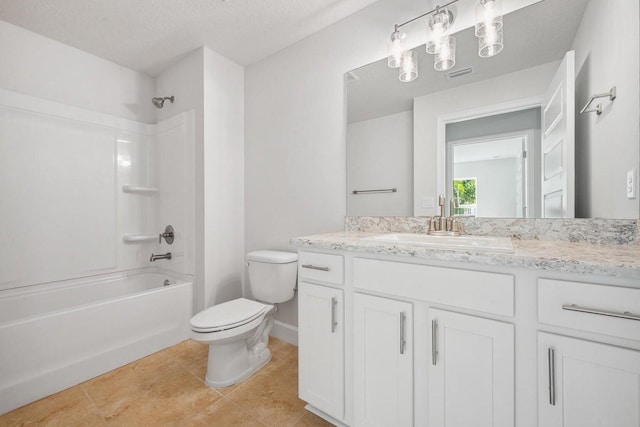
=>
[205,345,272,388]
[199,309,275,388]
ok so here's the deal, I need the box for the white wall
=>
[572,0,640,219]
[202,48,245,308]
[454,158,518,217]
[413,61,558,216]
[0,20,155,123]
[156,47,244,312]
[347,111,413,216]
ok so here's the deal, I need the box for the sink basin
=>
[363,233,514,253]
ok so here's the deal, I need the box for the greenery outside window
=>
[453,177,477,216]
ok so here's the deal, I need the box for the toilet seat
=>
[190,298,269,333]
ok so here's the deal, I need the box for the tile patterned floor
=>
[1,338,333,427]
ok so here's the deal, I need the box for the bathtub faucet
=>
[150,252,172,262]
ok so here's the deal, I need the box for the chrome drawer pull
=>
[562,304,640,321]
[548,348,556,406]
[432,320,438,366]
[399,312,406,355]
[301,264,330,272]
[331,297,337,333]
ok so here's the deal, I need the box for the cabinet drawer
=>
[538,279,640,341]
[299,251,344,285]
[353,258,514,317]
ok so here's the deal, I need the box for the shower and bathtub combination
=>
[0,271,192,414]
[0,89,196,414]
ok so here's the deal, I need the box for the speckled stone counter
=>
[291,231,640,280]
[345,217,640,245]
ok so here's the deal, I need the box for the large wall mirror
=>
[346,0,639,219]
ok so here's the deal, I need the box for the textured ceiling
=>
[0,0,380,75]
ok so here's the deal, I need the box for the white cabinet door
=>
[538,332,640,427]
[428,309,514,427]
[298,282,344,421]
[354,293,413,427]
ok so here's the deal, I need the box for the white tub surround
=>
[292,233,640,427]
[0,89,196,416]
[0,271,193,415]
[0,89,196,292]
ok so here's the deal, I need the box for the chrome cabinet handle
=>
[400,312,406,355]
[548,348,556,406]
[562,304,640,321]
[432,320,438,366]
[301,264,330,272]
[331,297,337,333]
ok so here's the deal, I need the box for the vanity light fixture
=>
[399,50,419,82]
[434,35,456,71]
[387,26,407,68]
[426,7,454,54]
[475,0,504,57]
[386,0,505,82]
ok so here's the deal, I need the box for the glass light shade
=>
[434,36,456,71]
[475,0,503,37]
[387,30,407,68]
[426,9,451,54]
[399,50,418,82]
[478,27,503,57]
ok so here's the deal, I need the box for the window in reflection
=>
[453,177,478,216]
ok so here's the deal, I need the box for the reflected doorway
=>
[447,131,535,217]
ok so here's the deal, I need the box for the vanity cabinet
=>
[295,247,640,427]
[428,309,514,427]
[538,332,640,427]
[353,293,413,427]
[298,281,345,421]
[537,278,640,427]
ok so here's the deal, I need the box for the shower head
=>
[152,96,175,109]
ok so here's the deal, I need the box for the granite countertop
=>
[291,231,640,280]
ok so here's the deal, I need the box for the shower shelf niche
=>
[122,185,158,194]
[122,234,157,243]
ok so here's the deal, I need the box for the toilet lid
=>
[191,298,268,333]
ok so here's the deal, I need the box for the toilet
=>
[190,250,298,388]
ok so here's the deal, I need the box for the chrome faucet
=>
[150,252,172,262]
[428,194,460,236]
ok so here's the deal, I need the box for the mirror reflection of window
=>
[452,178,477,217]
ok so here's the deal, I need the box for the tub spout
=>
[150,252,172,262]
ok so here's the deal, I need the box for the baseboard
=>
[270,320,298,345]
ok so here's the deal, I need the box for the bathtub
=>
[0,270,193,415]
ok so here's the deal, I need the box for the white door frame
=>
[436,96,543,198]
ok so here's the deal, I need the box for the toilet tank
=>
[247,250,298,304]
